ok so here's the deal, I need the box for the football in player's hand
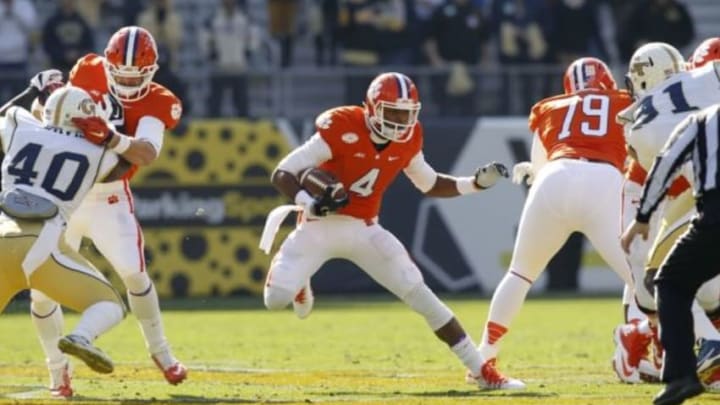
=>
[299,167,347,201]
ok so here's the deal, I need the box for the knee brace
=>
[123,272,152,296]
[30,289,59,316]
[264,285,295,310]
[402,283,454,331]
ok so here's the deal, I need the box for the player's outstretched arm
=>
[405,152,508,197]
[0,69,64,117]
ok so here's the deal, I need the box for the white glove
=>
[294,189,319,219]
[512,161,534,185]
[29,69,64,93]
[474,162,509,189]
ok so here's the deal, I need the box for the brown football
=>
[299,167,347,200]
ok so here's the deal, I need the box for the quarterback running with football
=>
[29,26,186,397]
[480,57,635,388]
[261,72,518,389]
[0,85,126,394]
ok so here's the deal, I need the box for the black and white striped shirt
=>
[637,104,720,223]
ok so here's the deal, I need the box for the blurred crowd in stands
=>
[0,0,697,118]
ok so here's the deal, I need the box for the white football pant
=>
[511,159,632,285]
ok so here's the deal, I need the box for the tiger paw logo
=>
[315,112,333,130]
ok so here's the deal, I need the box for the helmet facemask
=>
[104,60,158,102]
[368,99,420,143]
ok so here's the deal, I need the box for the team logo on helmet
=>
[79,98,96,116]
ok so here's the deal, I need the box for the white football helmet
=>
[42,86,98,132]
[626,42,686,98]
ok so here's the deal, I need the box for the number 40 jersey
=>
[627,62,720,171]
[0,107,119,220]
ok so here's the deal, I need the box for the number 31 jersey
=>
[529,89,632,172]
[316,106,423,221]
[0,107,118,220]
[627,62,720,171]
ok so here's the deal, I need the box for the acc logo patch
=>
[171,103,182,120]
[341,132,359,144]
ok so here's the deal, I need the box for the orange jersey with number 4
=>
[316,106,423,221]
[529,89,632,171]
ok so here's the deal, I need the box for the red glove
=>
[71,116,114,146]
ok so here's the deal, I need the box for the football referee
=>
[621,105,720,405]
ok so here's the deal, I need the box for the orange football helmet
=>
[690,37,720,69]
[103,26,159,102]
[364,72,421,143]
[563,57,616,94]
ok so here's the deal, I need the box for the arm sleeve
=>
[276,133,333,175]
[133,116,165,155]
[403,151,438,193]
[637,114,698,222]
[530,131,548,174]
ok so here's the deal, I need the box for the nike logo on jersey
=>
[353,152,366,158]
[388,156,400,161]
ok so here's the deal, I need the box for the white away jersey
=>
[627,62,720,170]
[0,107,118,220]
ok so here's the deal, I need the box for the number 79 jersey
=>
[529,89,632,171]
[627,62,720,171]
[0,107,118,220]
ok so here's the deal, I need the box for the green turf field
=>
[0,296,716,404]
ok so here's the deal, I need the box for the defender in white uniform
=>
[614,43,720,384]
[0,86,124,396]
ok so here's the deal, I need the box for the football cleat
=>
[152,353,188,385]
[612,323,651,383]
[49,361,73,398]
[638,359,661,383]
[467,358,526,390]
[697,339,720,384]
[649,324,664,371]
[293,282,314,320]
[58,334,113,374]
[702,367,720,391]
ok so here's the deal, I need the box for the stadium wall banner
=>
[82,118,624,298]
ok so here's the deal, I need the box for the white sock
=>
[128,284,171,356]
[693,300,720,341]
[637,318,652,335]
[624,285,645,322]
[72,301,123,341]
[450,335,483,374]
[31,300,66,368]
[479,272,532,360]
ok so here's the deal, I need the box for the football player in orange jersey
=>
[261,72,518,389]
[28,26,186,397]
[476,57,635,388]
